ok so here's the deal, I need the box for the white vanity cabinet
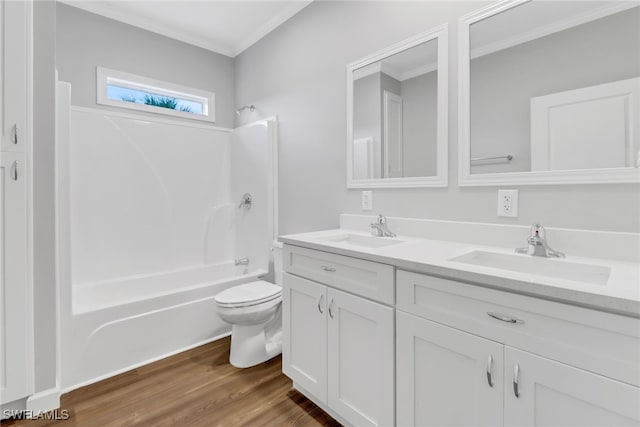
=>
[396,312,504,426]
[1,0,28,153]
[397,270,640,427]
[0,0,31,406]
[282,245,395,427]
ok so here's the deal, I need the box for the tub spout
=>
[235,258,250,266]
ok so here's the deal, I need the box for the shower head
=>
[236,105,256,115]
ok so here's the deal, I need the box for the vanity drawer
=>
[284,245,395,305]
[397,270,640,387]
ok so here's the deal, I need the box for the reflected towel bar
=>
[471,155,513,162]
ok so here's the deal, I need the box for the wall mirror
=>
[347,25,448,188]
[459,0,640,185]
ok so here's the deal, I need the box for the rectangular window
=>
[97,67,215,122]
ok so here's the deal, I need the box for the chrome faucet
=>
[371,215,396,237]
[235,258,250,266]
[238,193,252,210]
[516,223,565,258]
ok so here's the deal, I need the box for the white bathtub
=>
[61,263,267,391]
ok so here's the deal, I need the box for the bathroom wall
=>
[235,1,640,234]
[470,7,640,174]
[401,71,437,177]
[56,3,235,128]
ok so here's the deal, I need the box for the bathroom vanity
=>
[280,215,640,427]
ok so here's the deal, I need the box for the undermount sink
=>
[450,250,611,286]
[319,233,406,249]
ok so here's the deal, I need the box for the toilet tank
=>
[272,242,283,285]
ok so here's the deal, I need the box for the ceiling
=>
[60,0,313,58]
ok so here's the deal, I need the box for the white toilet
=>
[214,245,283,368]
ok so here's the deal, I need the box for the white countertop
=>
[280,229,640,318]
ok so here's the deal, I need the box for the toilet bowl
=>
[214,244,283,368]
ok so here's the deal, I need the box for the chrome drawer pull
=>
[513,363,520,398]
[487,312,524,324]
[328,298,335,319]
[12,161,18,181]
[317,294,324,314]
[12,124,18,144]
[320,265,336,272]
[486,355,494,388]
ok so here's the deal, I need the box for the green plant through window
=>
[107,84,203,114]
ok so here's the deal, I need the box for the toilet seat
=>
[214,281,282,308]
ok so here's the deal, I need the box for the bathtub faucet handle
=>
[238,193,252,209]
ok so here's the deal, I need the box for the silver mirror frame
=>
[458,0,640,186]
[346,24,449,189]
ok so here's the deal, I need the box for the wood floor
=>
[2,337,341,427]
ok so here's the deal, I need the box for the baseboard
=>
[25,388,61,412]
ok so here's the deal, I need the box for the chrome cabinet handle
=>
[317,294,324,314]
[513,363,520,398]
[12,161,18,181]
[487,312,524,324]
[486,355,494,388]
[12,124,18,144]
[328,298,335,319]
[321,265,336,272]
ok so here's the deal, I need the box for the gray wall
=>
[33,0,57,393]
[401,71,437,177]
[236,1,640,234]
[56,3,235,128]
[471,8,640,174]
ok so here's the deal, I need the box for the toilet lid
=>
[214,281,282,307]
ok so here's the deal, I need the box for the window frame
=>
[96,67,216,123]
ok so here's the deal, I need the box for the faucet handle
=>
[530,223,545,238]
[377,214,386,224]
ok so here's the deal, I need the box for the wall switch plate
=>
[497,189,518,217]
[362,191,373,211]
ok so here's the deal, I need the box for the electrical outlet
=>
[362,191,373,211]
[497,189,518,217]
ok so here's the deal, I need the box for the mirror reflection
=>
[470,1,640,175]
[352,38,438,179]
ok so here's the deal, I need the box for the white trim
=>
[25,388,60,413]
[70,106,232,133]
[458,1,640,186]
[96,67,216,123]
[59,1,313,58]
[399,62,437,82]
[231,1,313,56]
[471,1,639,60]
[24,0,35,398]
[346,24,449,189]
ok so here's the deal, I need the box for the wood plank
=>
[2,337,340,427]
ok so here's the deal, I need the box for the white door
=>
[396,312,504,427]
[504,346,640,427]
[1,0,28,153]
[327,288,394,427]
[383,90,404,178]
[282,273,328,403]
[0,152,29,404]
[530,78,640,171]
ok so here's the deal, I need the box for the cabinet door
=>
[1,0,28,153]
[282,273,328,403]
[0,152,29,404]
[504,346,640,427]
[327,288,394,427]
[397,311,504,427]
